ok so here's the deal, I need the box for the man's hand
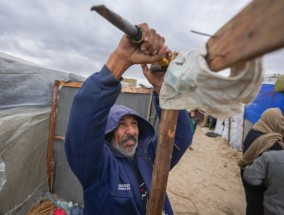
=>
[106,23,168,79]
[141,64,165,95]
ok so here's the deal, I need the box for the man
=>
[243,149,284,215]
[238,108,284,215]
[65,23,193,214]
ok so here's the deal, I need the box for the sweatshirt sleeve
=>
[243,154,267,186]
[65,66,121,188]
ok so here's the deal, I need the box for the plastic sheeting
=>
[0,52,85,109]
[212,107,244,151]
[222,110,244,151]
[0,155,5,191]
[0,108,51,214]
[245,84,284,124]
[0,52,85,214]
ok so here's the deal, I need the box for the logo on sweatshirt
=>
[118,184,131,190]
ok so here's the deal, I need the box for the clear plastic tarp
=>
[0,52,85,214]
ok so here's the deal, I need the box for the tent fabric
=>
[0,52,85,214]
[245,84,284,124]
[0,107,50,214]
[221,109,244,151]
[159,45,263,120]
[0,52,85,109]
[0,156,5,191]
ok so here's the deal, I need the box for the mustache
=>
[120,135,137,144]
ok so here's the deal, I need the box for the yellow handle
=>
[158,57,169,67]
[158,51,179,67]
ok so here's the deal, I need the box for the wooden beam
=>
[206,0,284,71]
[146,110,179,215]
[59,80,152,94]
[121,86,152,94]
[46,80,60,193]
[146,89,154,121]
[59,81,83,88]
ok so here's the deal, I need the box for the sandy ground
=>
[167,126,246,215]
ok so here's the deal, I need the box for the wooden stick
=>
[146,110,179,215]
[46,80,60,192]
[146,89,154,121]
[206,0,284,71]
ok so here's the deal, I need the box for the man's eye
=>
[118,123,125,128]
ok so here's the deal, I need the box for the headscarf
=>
[238,108,284,169]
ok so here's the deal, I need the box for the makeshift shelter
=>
[0,52,85,214]
[243,79,284,137]
[0,52,159,214]
[210,76,284,152]
[196,107,245,151]
[220,107,244,151]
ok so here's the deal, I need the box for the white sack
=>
[159,45,263,120]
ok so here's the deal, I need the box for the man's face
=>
[111,115,139,158]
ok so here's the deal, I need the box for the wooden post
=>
[46,80,60,192]
[147,110,179,215]
[206,0,284,71]
[147,0,284,214]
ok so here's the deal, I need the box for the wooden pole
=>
[206,0,284,71]
[147,0,284,214]
[146,110,179,215]
[46,80,60,192]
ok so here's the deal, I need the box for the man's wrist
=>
[106,52,131,80]
[154,86,161,95]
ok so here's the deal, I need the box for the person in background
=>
[238,108,284,215]
[243,147,284,215]
[188,110,197,150]
[65,23,193,215]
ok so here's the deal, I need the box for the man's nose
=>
[126,125,135,135]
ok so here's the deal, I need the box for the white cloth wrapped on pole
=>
[159,45,263,120]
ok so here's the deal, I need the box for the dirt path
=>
[167,126,246,215]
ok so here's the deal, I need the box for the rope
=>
[167,188,199,215]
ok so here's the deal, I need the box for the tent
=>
[0,52,85,214]
[0,53,159,214]
[244,80,284,137]
[212,77,284,151]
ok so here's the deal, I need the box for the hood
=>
[105,104,155,143]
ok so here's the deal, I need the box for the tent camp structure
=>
[243,77,284,137]
[0,52,159,214]
[0,52,85,214]
[212,76,284,151]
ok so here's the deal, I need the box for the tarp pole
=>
[146,110,179,215]
[46,80,60,192]
[206,0,284,71]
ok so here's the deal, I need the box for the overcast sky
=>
[1,0,283,82]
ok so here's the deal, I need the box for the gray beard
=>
[111,139,138,158]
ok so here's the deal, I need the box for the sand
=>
[167,126,246,215]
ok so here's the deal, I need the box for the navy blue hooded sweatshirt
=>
[65,66,193,215]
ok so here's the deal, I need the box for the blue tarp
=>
[245,84,284,124]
